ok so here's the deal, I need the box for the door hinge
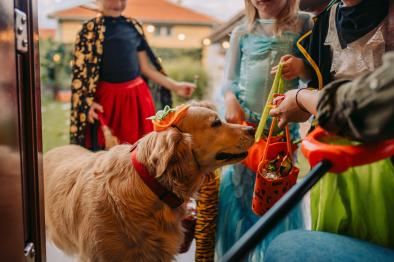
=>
[15,8,28,53]
[24,242,35,261]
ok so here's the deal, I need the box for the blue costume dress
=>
[215,14,311,261]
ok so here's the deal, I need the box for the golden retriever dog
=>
[44,104,254,262]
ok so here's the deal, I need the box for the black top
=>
[100,16,147,83]
[301,0,389,89]
[301,3,333,89]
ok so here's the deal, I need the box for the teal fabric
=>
[216,165,305,261]
[222,15,310,124]
[238,29,299,117]
[216,14,311,261]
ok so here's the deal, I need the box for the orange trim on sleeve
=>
[296,30,324,90]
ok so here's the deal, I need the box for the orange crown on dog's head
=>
[148,105,190,131]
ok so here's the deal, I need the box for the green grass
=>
[41,99,69,153]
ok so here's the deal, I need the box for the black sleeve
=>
[317,52,394,142]
[137,33,148,52]
[303,10,333,90]
[294,12,313,59]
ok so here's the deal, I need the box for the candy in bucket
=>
[252,117,299,216]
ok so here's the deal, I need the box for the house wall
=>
[202,44,227,102]
[56,19,213,49]
[145,24,212,49]
[58,20,83,43]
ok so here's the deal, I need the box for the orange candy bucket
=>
[251,118,299,216]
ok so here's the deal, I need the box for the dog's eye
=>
[211,119,222,128]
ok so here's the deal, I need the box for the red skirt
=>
[85,77,155,149]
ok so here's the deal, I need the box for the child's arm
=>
[88,102,104,123]
[271,13,314,81]
[222,26,245,124]
[269,88,317,128]
[224,91,245,124]
[271,52,394,141]
[138,51,195,98]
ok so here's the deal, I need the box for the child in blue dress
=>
[216,0,311,260]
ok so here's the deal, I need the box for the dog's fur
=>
[44,104,254,262]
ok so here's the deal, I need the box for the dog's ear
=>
[151,128,194,180]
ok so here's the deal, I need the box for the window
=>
[154,25,161,36]
[164,26,172,36]
[153,25,173,37]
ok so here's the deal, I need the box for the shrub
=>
[39,38,73,99]
[153,48,202,61]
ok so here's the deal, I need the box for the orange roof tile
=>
[48,6,97,20]
[49,0,218,25]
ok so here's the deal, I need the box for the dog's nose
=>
[245,126,255,137]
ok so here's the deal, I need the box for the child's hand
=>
[269,90,311,128]
[174,82,196,98]
[271,55,306,81]
[88,102,104,123]
[224,91,245,124]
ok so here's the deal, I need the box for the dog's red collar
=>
[130,149,184,209]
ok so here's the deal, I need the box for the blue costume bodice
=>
[222,17,309,126]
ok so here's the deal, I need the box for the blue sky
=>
[38,0,244,28]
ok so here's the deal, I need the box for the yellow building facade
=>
[55,20,212,49]
[49,1,218,49]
